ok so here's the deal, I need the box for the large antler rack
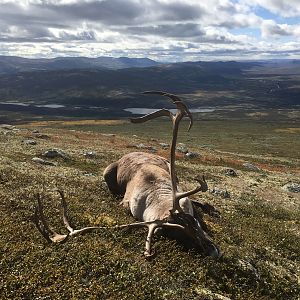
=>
[32,91,210,257]
[130,91,208,213]
[32,190,185,257]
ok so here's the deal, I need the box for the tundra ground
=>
[0,119,299,300]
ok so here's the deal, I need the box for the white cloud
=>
[243,0,300,17]
[0,0,299,60]
[261,20,300,38]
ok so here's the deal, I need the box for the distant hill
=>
[0,59,299,120]
[0,56,160,74]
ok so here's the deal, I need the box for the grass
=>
[48,118,300,161]
[0,119,299,299]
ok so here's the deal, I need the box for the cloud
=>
[0,0,299,60]
[261,20,300,38]
[243,0,300,17]
[125,23,204,38]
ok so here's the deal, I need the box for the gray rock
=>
[0,124,15,130]
[282,182,300,193]
[225,168,238,177]
[23,139,37,145]
[83,151,97,158]
[42,149,70,160]
[185,152,199,159]
[35,133,50,139]
[159,142,169,149]
[32,157,56,166]
[134,144,157,152]
[195,288,232,300]
[135,143,147,149]
[83,172,96,177]
[210,187,230,199]
[101,133,115,137]
[237,259,260,280]
[243,162,260,171]
[176,143,188,154]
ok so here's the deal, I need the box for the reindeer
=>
[33,91,220,258]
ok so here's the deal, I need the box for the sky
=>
[0,0,299,61]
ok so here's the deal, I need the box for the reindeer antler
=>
[32,190,104,243]
[33,191,180,256]
[131,91,206,213]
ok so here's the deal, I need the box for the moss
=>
[0,121,299,300]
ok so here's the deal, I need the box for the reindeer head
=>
[166,211,220,257]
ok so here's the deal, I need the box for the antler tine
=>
[142,91,193,130]
[32,193,69,243]
[130,108,172,124]
[56,189,74,233]
[33,191,107,243]
[32,193,53,242]
[117,219,183,257]
[176,175,208,201]
[138,91,196,213]
[116,220,161,257]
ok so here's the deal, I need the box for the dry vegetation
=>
[0,119,299,300]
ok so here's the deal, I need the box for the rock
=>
[195,288,232,300]
[210,187,230,199]
[243,162,260,171]
[32,157,56,166]
[32,130,39,134]
[83,151,97,158]
[176,143,188,154]
[134,144,157,152]
[237,259,260,280]
[23,139,37,145]
[42,149,70,160]
[0,124,15,130]
[282,182,300,193]
[159,142,169,149]
[135,143,147,149]
[83,172,96,177]
[225,168,237,177]
[101,133,115,137]
[185,152,199,159]
[35,133,50,139]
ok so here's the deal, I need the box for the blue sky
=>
[0,0,299,61]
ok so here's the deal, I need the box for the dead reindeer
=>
[33,91,220,258]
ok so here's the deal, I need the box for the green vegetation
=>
[51,119,300,160]
[0,60,300,123]
[0,119,299,299]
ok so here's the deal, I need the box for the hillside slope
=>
[0,120,299,299]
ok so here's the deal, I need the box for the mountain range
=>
[0,56,299,120]
[0,56,160,74]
